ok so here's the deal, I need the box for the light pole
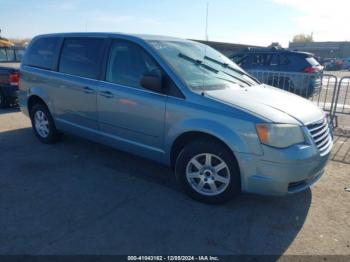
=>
[205,2,209,41]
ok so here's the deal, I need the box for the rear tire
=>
[30,103,62,144]
[0,88,9,108]
[175,139,241,204]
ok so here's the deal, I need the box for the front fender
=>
[165,118,263,164]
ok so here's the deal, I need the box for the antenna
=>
[205,2,209,41]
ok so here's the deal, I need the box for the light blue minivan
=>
[19,33,333,203]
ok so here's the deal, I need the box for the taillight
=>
[304,66,316,73]
[9,72,19,86]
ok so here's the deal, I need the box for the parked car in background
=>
[321,58,337,71]
[0,46,24,108]
[230,47,324,98]
[19,33,332,203]
[341,57,350,70]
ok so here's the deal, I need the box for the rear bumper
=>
[236,143,331,196]
[0,84,19,100]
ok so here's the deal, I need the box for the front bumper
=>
[236,142,332,195]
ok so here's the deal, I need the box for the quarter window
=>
[106,41,159,89]
[59,38,105,79]
[23,37,60,70]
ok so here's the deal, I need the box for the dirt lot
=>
[0,109,349,256]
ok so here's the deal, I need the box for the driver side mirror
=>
[140,69,162,93]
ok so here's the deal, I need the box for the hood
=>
[205,84,324,125]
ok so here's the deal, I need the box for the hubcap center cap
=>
[203,169,213,177]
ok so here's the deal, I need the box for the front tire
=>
[175,140,241,204]
[30,103,62,144]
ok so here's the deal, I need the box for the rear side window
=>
[59,38,105,79]
[252,53,272,65]
[23,37,60,70]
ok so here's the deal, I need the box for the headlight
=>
[256,124,304,148]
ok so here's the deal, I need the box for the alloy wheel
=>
[186,153,231,196]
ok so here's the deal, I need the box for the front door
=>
[97,40,166,157]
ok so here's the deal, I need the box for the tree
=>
[268,42,282,48]
[292,33,314,43]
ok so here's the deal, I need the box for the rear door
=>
[97,39,166,157]
[52,37,106,130]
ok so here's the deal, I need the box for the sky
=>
[0,0,349,47]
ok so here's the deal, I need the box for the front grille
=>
[307,118,333,156]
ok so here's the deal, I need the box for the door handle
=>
[99,90,114,98]
[83,86,95,94]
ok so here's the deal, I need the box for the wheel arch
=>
[27,95,49,115]
[170,131,240,170]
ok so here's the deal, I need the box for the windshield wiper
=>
[178,53,219,74]
[215,77,248,88]
[178,53,253,88]
[204,56,261,84]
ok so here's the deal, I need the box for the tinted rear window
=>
[15,49,25,62]
[0,48,8,62]
[23,37,60,70]
[59,38,105,79]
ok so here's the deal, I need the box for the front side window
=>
[231,54,247,66]
[59,38,105,79]
[106,41,159,89]
[279,54,290,65]
[23,37,60,70]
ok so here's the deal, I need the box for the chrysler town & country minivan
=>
[19,33,333,203]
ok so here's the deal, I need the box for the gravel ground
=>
[0,109,349,256]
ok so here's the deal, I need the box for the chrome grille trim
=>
[311,124,329,138]
[314,130,330,143]
[307,118,333,156]
[319,138,332,153]
[308,123,325,133]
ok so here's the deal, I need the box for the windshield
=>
[148,40,259,91]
